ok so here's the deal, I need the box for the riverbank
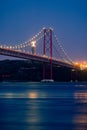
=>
[0,60,87,82]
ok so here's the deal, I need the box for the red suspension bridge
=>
[0,27,76,81]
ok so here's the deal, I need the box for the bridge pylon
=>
[42,27,54,82]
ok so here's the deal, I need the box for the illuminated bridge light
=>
[6,46,9,49]
[0,45,3,48]
[9,46,12,49]
[31,41,36,47]
[49,27,53,31]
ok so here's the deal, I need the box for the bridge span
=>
[0,47,74,68]
[0,28,77,80]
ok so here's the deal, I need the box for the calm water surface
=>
[0,82,87,130]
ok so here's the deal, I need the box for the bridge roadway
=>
[0,48,75,68]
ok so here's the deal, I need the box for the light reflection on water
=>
[74,90,87,130]
[0,82,87,130]
[74,92,87,103]
[0,91,47,99]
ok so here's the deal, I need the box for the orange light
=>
[83,61,86,64]
[28,92,38,99]
[75,62,79,65]
[74,61,87,70]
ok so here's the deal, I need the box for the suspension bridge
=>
[0,27,76,81]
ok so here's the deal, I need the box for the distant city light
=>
[74,61,87,70]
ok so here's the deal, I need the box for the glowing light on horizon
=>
[74,61,87,70]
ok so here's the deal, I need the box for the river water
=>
[0,82,87,130]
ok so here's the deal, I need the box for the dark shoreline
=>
[0,59,87,82]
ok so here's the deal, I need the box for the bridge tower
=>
[31,41,36,54]
[42,27,54,82]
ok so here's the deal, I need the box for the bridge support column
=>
[42,27,54,82]
[43,28,46,80]
[50,28,52,80]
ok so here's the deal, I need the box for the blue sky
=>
[0,0,87,61]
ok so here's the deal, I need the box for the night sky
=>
[0,0,87,61]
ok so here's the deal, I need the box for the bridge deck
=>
[0,48,75,68]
